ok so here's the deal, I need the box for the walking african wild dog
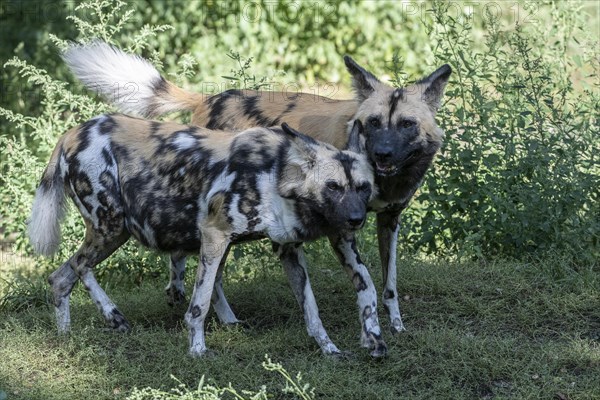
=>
[64,41,452,338]
[28,115,381,357]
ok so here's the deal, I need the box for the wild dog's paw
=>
[361,331,388,358]
[390,318,406,334]
[369,342,388,358]
[165,286,186,307]
[108,308,131,332]
[189,348,218,358]
[327,349,355,361]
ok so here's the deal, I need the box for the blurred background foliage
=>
[0,0,598,283]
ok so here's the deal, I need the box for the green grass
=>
[1,244,599,399]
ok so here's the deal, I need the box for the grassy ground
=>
[1,241,599,400]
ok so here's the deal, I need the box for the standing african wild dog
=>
[28,114,383,357]
[64,41,452,335]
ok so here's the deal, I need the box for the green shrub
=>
[399,0,599,262]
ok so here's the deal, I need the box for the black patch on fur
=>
[350,240,365,266]
[333,152,357,184]
[149,121,161,136]
[353,272,367,291]
[97,191,109,208]
[206,89,241,129]
[111,141,132,162]
[383,289,395,300]
[388,89,404,127]
[99,171,117,191]
[101,148,114,166]
[76,118,100,153]
[70,171,94,214]
[191,305,201,318]
[272,96,299,126]
[243,96,274,127]
[283,97,299,114]
[99,116,116,135]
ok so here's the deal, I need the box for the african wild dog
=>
[64,41,452,335]
[28,114,384,357]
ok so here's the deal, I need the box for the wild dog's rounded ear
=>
[344,55,382,102]
[345,119,365,154]
[281,123,317,160]
[281,122,302,139]
[418,64,452,113]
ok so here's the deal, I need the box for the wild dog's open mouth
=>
[375,162,398,176]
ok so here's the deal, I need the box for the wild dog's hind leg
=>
[185,231,229,357]
[165,247,241,325]
[69,228,131,331]
[210,244,241,325]
[48,228,130,333]
[376,210,405,333]
[165,252,187,306]
[275,242,342,355]
[329,233,387,358]
[48,263,79,333]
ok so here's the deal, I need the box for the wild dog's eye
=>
[367,117,381,128]
[326,181,343,192]
[357,182,371,193]
[399,119,416,129]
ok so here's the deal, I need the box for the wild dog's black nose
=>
[374,149,393,162]
[348,214,365,227]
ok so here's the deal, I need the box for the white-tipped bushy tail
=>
[28,158,67,257]
[63,41,202,117]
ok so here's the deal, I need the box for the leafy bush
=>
[399,1,599,262]
[0,0,177,283]
[0,0,598,274]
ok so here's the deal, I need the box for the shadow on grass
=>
[1,255,599,399]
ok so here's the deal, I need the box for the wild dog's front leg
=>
[329,234,387,357]
[376,210,405,333]
[165,252,187,306]
[185,233,229,357]
[274,242,342,356]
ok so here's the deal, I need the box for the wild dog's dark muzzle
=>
[342,195,367,230]
[371,145,398,176]
[366,129,401,177]
[373,145,397,176]
[347,211,365,229]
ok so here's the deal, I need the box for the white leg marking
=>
[278,244,341,355]
[329,234,387,357]
[185,237,228,357]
